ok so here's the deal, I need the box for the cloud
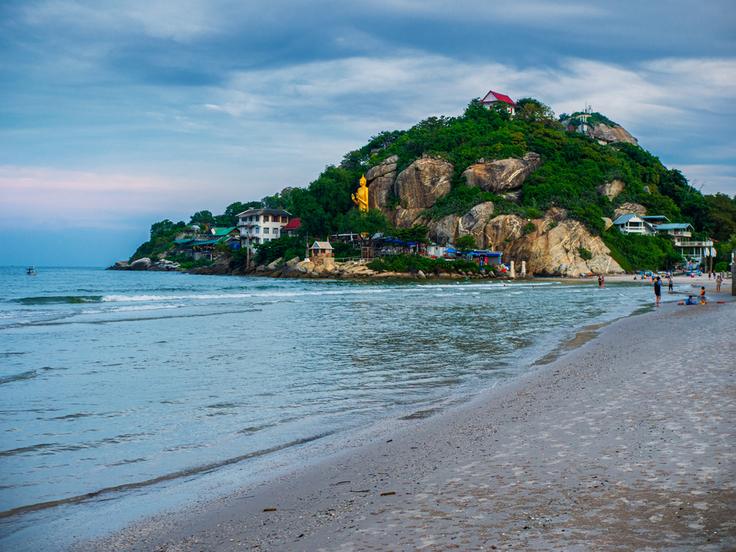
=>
[675,164,736,197]
[22,0,227,41]
[0,166,193,229]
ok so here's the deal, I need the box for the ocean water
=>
[0,267,665,549]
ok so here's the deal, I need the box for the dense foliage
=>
[368,254,482,274]
[602,231,684,272]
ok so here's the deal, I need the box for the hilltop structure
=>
[480,90,516,115]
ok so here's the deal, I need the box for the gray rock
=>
[462,152,541,193]
[395,156,453,210]
[130,257,152,270]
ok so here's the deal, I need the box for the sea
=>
[0,267,670,550]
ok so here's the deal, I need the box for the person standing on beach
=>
[716,273,723,292]
[668,275,674,293]
[654,276,662,306]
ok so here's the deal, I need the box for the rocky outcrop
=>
[393,207,426,228]
[480,211,623,276]
[591,123,637,145]
[395,156,453,210]
[614,202,647,219]
[428,215,460,244]
[461,152,541,193]
[598,179,625,200]
[366,155,398,210]
[130,257,152,270]
[482,210,623,276]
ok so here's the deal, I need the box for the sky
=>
[1,0,735,266]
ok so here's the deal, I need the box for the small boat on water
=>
[26,266,37,275]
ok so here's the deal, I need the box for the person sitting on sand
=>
[685,295,698,305]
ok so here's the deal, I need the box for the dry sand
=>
[77,293,736,552]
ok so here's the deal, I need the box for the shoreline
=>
[75,290,736,551]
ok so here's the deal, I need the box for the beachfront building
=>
[613,214,656,235]
[309,241,333,259]
[465,250,503,269]
[656,223,694,239]
[480,90,516,116]
[672,237,715,264]
[237,208,292,250]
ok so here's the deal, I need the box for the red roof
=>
[282,217,301,231]
[481,90,516,106]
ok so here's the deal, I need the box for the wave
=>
[14,295,103,305]
[10,281,561,310]
[0,431,334,519]
[0,370,37,385]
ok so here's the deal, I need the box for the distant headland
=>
[112,92,736,279]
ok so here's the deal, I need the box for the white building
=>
[237,208,292,250]
[612,214,656,235]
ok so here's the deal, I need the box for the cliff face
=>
[368,151,624,276]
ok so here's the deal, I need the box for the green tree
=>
[455,235,477,251]
[189,210,215,227]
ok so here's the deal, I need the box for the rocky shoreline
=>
[108,256,501,281]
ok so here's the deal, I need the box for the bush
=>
[714,261,729,272]
[254,236,305,265]
[522,221,536,235]
[578,247,593,260]
[368,254,480,274]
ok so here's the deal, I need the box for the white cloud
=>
[675,164,736,197]
[23,0,227,41]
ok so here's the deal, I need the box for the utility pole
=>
[732,249,735,296]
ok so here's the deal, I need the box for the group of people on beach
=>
[653,274,714,307]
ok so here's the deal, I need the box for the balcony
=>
[674,239,713,247]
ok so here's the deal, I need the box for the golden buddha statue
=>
[352,174,369,213]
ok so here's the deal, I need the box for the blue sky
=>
[1,0,735,266]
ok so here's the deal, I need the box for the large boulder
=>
[614,202,647,219]
[130,257,152,270]
[459,202,494,237]
[462,152,541,193]
[366,155,398,210]
[394,156,453,210]
[266,257,283,271]
[591,123,638,145]
[598,179,625,200]
[427,214,460,244]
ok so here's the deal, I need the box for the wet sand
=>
[77,297,736,551]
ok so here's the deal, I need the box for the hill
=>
[128,98,736,276]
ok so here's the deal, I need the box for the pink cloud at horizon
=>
[0,165,199,230]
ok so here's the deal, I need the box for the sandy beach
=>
[78,282,735,552]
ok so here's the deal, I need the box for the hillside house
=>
[480,90,516,115]
[237,208,292,250]
[655,223,693,239]
[613,214,656,235]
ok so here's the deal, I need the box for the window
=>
[255,227,260,234]
[264,227,270,234]
[273,228,279,237]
